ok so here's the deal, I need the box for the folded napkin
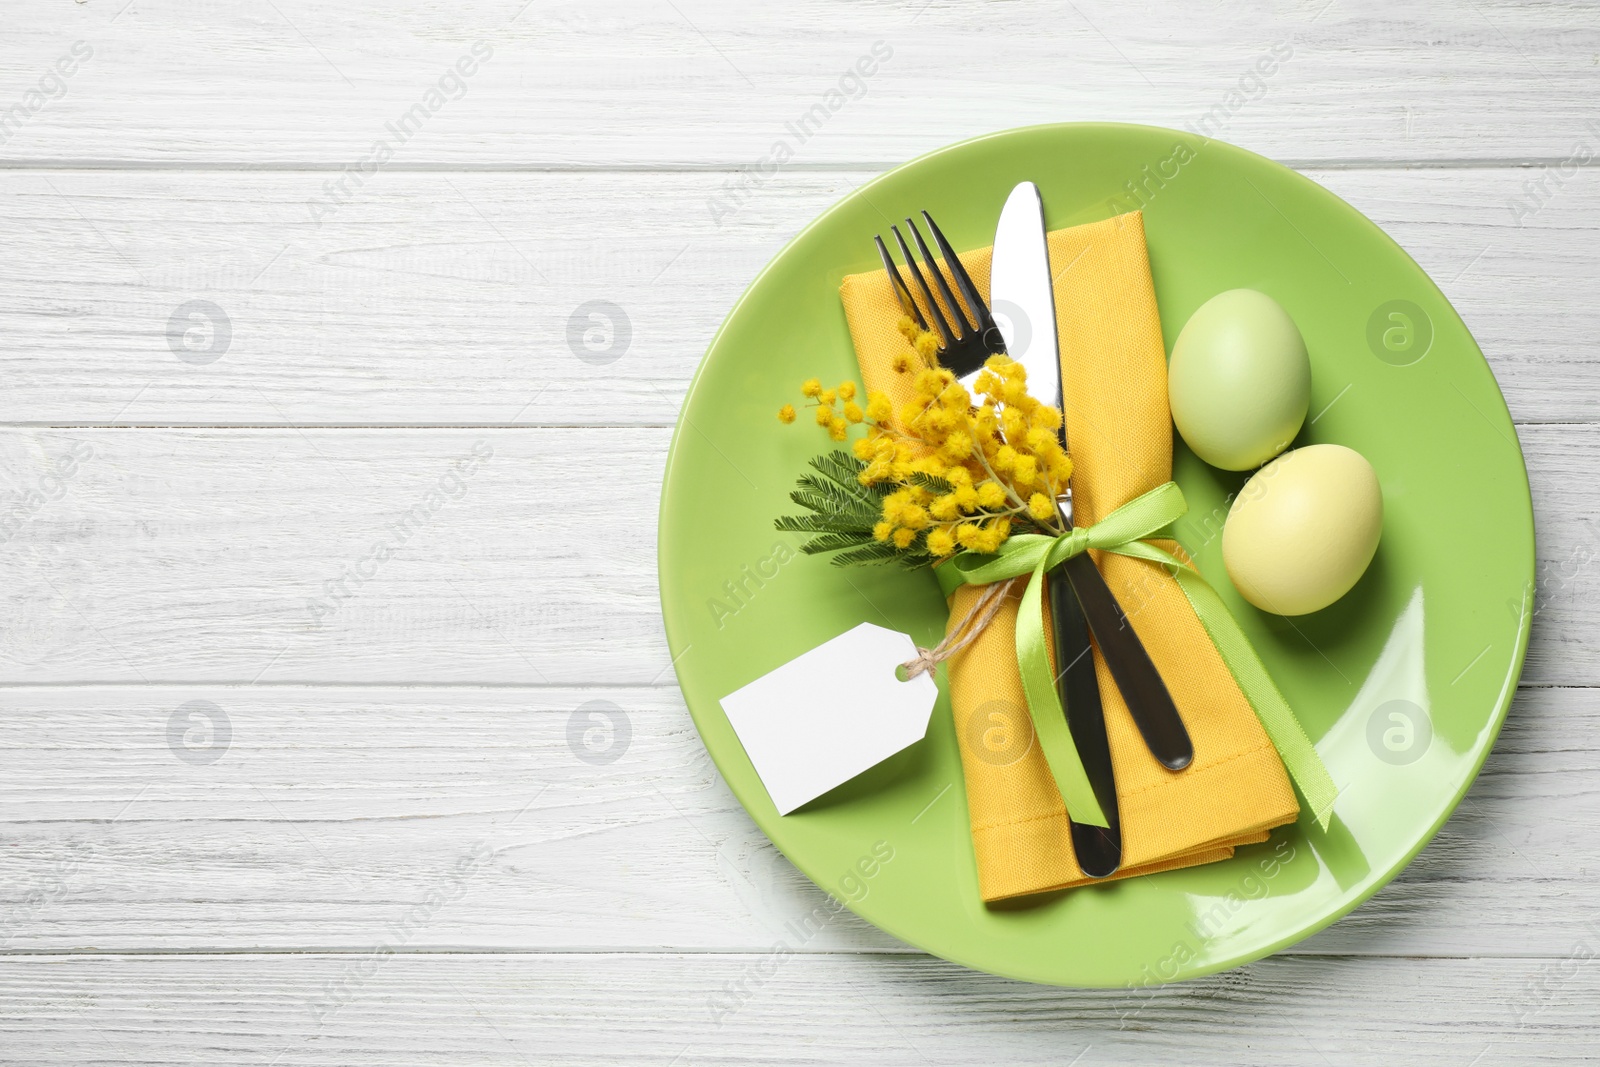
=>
[839,211,1299,902]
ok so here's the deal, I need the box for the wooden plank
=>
[0,168,1593,427]
[0,685,901,955]
[0,684,1595,957]
[0,953,1595,1064]
[0,427,672,684]
[2,0,1598,166]
[0,424,1590,685]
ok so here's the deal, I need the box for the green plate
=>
[658,123,1533,987]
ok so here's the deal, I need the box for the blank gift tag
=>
[719,622,939,815]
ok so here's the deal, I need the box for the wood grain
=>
[0,685,1596,958]
[0,424,1591,685]
[1,0,1595,1059]
[0,168,1592,427]
[1,0,1597,166]
[1,953,1596,1065]
[0,428,669,684]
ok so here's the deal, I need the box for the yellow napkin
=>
[839,211,1299,901]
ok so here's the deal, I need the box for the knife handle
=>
[1061,552,1194,771]
[1046,565,1121,878]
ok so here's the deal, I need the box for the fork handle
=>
[1061,552,1194,771]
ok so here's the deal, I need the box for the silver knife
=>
[992,181,1121,875]
[992,182,1195,870]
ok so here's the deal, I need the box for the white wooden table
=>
[1,1,1595,1062]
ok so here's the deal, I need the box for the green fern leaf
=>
[906,471,954,496]
[810,451,888,503]
[793,475,879,520]
[774,513,876,535]
[799,531,877,554]
[829,541,904,566]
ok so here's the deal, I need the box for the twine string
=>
[899,577,1021,680]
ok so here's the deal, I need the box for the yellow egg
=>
[1222,444,1382,616]
[1168,289,1311,471]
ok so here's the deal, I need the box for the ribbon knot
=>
[1053,526,1091,565]
[933,480,1337,832]
[936,481,1186,599]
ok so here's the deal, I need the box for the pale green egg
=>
[1223,444,1383,616]
[1168,289,1311,471]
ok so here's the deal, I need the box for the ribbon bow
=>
[935,481,1337,831]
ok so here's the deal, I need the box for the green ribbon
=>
[935,481,1337,831]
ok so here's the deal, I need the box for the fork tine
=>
[875,235,927,332]
[921,211,994,340]
[905,216,974,339]
[891,224,956,349]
